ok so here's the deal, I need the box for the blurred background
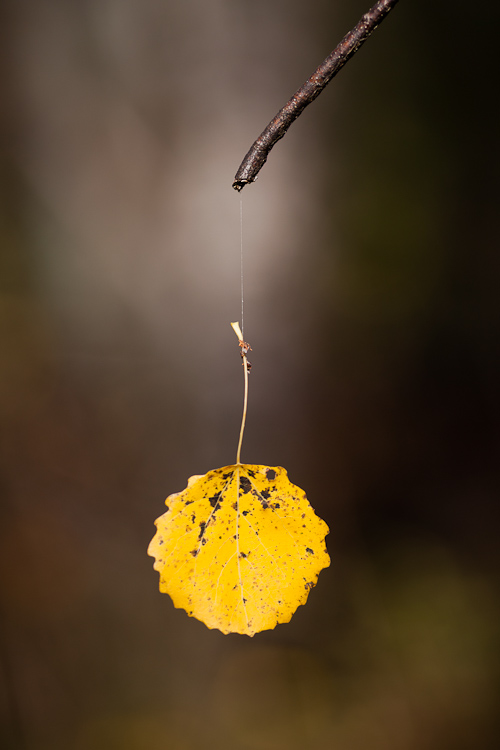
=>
[1,1,499,748]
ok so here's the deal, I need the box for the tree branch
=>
[232,0,400,191]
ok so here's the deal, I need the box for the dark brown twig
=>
[232,0,400,191]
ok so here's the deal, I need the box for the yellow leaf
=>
[148,464,330,636]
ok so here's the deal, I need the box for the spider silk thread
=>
[240,197,244,338]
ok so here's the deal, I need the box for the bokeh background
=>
[1,1,499,748]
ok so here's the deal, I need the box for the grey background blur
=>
[1,1,499,749]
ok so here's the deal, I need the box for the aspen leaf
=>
[148,464,330,636]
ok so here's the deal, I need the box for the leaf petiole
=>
[231,322,250,464]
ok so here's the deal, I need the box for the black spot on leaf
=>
[209,493,221,508]
[239,476,252,493]
[306,547,314,554]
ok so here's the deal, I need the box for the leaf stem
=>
[231,322,250,465]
